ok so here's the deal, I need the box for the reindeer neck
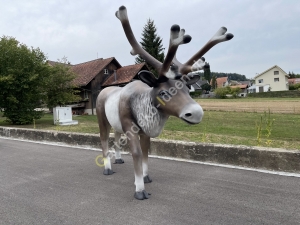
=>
[130,90,169,138]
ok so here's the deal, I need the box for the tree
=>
[211,75,217,90]
[288,71,300,78]
[197,72,248,81]
[0,36,79,124]
[289,71,296,78]
[135,19,165,76]
[45,57,80,109]
[204,67,211,83]
[201,83,211,93]
[0,36,48,124]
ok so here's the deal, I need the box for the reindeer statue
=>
[96,5,233,200]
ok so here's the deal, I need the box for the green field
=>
[162,111,300,150]
[1,108,299,150]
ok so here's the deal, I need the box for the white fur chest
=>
[131,92,168,138]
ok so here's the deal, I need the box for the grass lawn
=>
[1,109,300,150]
[162,111,300,150]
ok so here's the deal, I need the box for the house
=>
[216,76,229,88]
[48,58,149,115]
[228,80,240,86]
[71,57,123,115]
[252,65,289,93]
[240,80,253,86]
[190,80,209,92]
[229,80,252,86]
[230,84,249,97]
[228,80,251,97]
[288,78,300,85]
[102,63,148,87]
[248,84,270,93]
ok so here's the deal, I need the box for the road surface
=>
[0,138,299,225]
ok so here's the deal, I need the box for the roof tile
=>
[230,84,248,89]
[71,57,116,86]
[215,77,228,88]
[102,63,146,86]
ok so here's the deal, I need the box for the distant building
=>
[102,63,148,87]
[251,65,289,93]
[48,58,149,115]
[216,77,229,88]
[288,78,300,85]
[190,80,209,92]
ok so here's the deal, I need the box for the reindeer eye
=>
[159,90,171,97]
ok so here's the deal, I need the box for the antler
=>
[174,27,234,75]
[116,5,191,78]
[160,25,191,77]
[116,6,162,72]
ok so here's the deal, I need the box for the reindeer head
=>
[116,6,233,124]
[138,70,203,123]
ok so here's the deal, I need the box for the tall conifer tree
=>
[135,19,164,77]
[204,67,212,83]
[211,75,217,90]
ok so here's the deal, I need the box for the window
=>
[83,90,89,99]
[104,69,109,74]
[258,79,263,83]
[274,78,279,82]
[274,71,279,75]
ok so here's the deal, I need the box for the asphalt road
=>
[1,138,300,225]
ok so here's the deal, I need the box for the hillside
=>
[197,72,249,81]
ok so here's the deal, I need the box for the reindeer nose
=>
[179,104,204,124]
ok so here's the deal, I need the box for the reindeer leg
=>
[114,131,124,164]
[140,134,152,183]
[127,133,150,200]
[101,128,114,175]
[97,106,114,175]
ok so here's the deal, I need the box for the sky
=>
[1,0,299,79]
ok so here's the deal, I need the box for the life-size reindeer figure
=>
[96,6,233,200]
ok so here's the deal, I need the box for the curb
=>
[0,126,299,173]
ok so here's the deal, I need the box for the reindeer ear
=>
[185,75,200,85]
[138,70,157,87]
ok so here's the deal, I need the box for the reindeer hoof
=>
[143,175,152,183]
[103,169,114,175]
[134,190,151,200]
[114,158,124,164]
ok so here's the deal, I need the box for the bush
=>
[214,87,231,98]
[248,90,300,98]
[230,87,241,98]
[289,83,300,91]
[190,90,203,98]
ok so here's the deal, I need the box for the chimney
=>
[114,70,117,81]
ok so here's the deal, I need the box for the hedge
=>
[248,90,300,98]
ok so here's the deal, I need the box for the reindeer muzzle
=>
[179,103,203,124]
